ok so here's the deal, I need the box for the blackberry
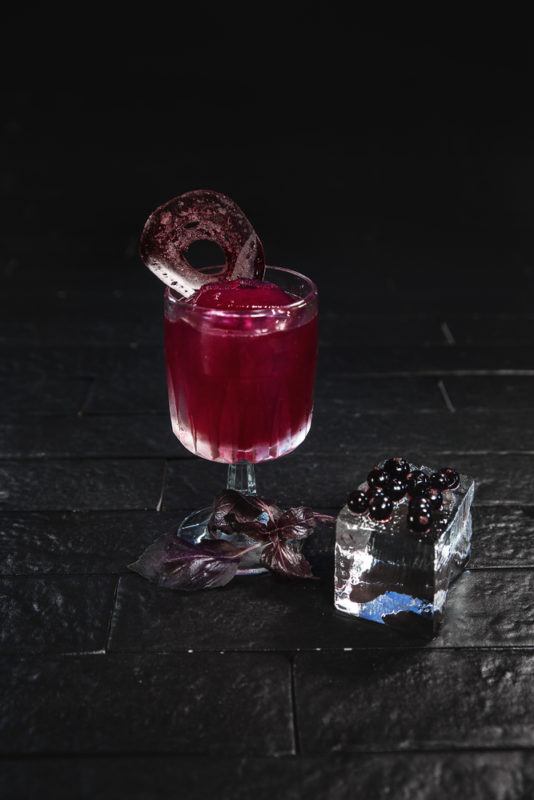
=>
[422,485,443,510]
[407,470,429,498]
[407,499,433,534]
[366,485,387,499]
[429,472,448,491]
[439,467,460,490]
[368,494,394,522]
[347,489,369,514]
[367,467,389,490]
[386,477,408,501]
[383,457,410,480]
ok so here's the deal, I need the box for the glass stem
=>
[226,462,257,495]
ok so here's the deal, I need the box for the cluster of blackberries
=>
[347,458,460,535]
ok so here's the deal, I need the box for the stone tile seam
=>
[104,577,121,653]
[2,746,534,760]
[8,646,534,657]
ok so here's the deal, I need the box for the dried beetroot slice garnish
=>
[139,189,265,296]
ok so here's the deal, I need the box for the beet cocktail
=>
[140,189,318,572]
[165,274,318,463]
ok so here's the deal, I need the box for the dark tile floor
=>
[2,239,534,799]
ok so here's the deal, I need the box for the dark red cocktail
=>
[164,270,318,463]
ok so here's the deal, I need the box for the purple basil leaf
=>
[261,538,315,580]
[128,533,247,591]
[208,489,282,540]
[275,506,321,541]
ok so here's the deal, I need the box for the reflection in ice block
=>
[334,467,475,636]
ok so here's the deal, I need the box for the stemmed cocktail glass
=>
[140,191,318,573]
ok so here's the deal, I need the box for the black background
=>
[3,20,533,305]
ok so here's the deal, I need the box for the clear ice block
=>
[334,466,475,636]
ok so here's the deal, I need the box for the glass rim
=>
[165,265,317,319]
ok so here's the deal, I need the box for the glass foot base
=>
[177,507,268,576]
